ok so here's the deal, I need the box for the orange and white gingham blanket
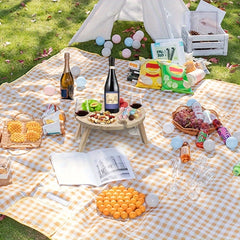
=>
[1,47,240,240]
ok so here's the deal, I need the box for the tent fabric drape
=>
[69,0,188,45]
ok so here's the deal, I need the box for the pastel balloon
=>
[101,47,111,57]
[163,122,175,134]
[112,34,121,44]
[122,48,131,59]
[145,194,159,208]
[132,40,141,49]
[124,37,133,47]
[71,66,81,77]
[43,84,56,96]
[171,136,183,150]
[186,98,197,107]
[203,139,215,152]
[76,76,86,89]
[135,30,144,39]
[96,36,105,46]
[226,137,238,150]
[133,34,142,41]
[104,41,113,49]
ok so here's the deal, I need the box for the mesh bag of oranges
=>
[96,185,146,220]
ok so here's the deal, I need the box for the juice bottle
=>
[212,119,231,144]
[180,142,191,163]
[196,122,210,148]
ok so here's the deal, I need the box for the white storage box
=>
[182,10,228,56]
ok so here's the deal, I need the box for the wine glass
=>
[130,93,143,109]
[166,158,186,200]
[128,92,143,136]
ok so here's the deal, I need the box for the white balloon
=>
[104,41,113,49]
[163,122,175,134]
[135,30,144,39]
[132,40,141,49]
[71,66,81,77]
[101,47,111,57]
[203,139,215,152]
[145,194,159,208]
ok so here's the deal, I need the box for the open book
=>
[50,148,135,186]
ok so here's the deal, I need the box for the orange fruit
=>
[113,211,121,219]
[128,187,134,192]
[113,203,120,209]
[135,208,142,216]
[118,207,124,213]
[121,211,128,219]
[121,203,128,210]
[126,207,132,214]
[129,211,137,219]
[129,203,136,211]
[130,198,137,204]
[103,208,110,216]
[139,205,146,213]
[136,200,142,208]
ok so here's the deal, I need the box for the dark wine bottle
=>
[60,52,74,100]
[104,56,119,113]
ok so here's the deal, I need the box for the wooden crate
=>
[181,25,228,56]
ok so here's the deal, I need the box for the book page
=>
[88,148,135,186]
[50,152,97,186]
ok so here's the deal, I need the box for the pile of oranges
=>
[96,185,146,220]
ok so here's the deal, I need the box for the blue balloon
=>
[187,99,197,107]
[171,136,184,150]
[226,137,238,150]
[95,36,105,46]
[124,37,133,47]
[76,76,86,88]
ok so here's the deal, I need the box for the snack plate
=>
[1,119,43,149]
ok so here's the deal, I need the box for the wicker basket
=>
[172,105,218,136]
[1,113,43,149]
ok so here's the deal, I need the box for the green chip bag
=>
[160,62,193,94]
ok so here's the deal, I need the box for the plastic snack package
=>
[136,58,162,89]
[160,62,193,94]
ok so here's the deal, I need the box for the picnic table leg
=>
[78,127,91,152]
[138,122,148,144]
[75,123,82,140]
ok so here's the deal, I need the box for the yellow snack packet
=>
[136,58,162,89]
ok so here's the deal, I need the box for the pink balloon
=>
[112,34,121,44]
[122,48,131,59]
[133,34,142,41]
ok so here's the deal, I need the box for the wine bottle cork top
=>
[64,52,70,58]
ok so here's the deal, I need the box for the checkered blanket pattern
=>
[1,47,240,239]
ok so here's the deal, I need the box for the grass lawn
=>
[0,0,239,239]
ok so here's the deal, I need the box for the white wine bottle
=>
[60,52,74,100]
[104,57,119,113]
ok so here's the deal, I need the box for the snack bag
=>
[136,58,162,89]
[160,62,193,94]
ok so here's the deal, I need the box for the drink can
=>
[187,69,206,86]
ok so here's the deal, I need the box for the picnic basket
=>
[1,113,43,149]
[172,105,218,136]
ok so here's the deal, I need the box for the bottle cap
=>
[233,166,240,176]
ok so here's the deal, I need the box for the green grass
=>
[0,0,239,239]
[0,216,49,240]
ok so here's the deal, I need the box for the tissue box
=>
[182,11,228,56]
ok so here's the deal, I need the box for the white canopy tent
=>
[69,0,188,45]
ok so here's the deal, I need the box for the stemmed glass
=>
[128,92,143,136]
[166,158,185,200]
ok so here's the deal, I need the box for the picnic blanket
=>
[1,47,240,240]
